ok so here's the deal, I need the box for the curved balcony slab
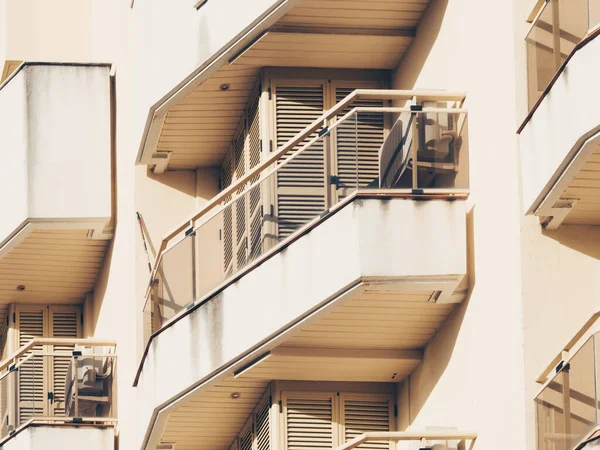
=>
[135,195,468,449]
[0,63,112,303]
[520,31,600,228]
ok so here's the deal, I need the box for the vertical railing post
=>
[562,363,571,450]
[190,220,197,305]
[551,0,562,70]
[593,335,599,427]
[323,120,333,210]
[411,109,419,190]
[73,355,79,418]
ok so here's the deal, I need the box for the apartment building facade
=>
[0,1,597,450]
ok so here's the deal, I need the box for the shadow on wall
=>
[542,226,600,260]
[147,167,197,200]
[392,0,449,90]
[400,205,476,427]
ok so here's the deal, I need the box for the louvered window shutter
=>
[16,306,46,424]
[283,392,337,450]
[334,87,385,201]
[246,91,263,262]
[222,89,263,276]
[274,84,326,240]
[48,306,81,417]
[255,394,271,450]
[221,152,235,277]
[240,418,254,450]
[340,394,393,450]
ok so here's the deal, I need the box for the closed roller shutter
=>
[283,392,336,450]
[340,394,392,450]
[274,84,326,240]
[334,87,385,200]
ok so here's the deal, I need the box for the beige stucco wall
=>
[390,1,530,450]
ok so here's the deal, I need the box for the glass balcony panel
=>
[566,338,598,448]
[558,0,589,56]
[527,1,558,109]
[0,369,16,436]
[155,235,194,326]
[536,370,568,450]
[414,111,468,190]
[590,0,600,29]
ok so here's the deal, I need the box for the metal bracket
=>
[330,175,339,187]
[318,126,330,137]
[72,350,82,357]
[410,105,423,111]
[72,417,83,424]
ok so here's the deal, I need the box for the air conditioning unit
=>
[65,345,113,417]
[418,101,457,163]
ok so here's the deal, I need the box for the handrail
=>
[536,310,600,383]
[146,88,466,291]
[0,338,117,375]
[335,431,477,450]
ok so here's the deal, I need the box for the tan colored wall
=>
[390,1,529,450]
[4,0,93,62]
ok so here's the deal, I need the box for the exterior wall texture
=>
[1,1,597,450]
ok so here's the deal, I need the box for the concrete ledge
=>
[136,197,468,448]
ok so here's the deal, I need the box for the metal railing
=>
[526,0,600,109]
[335,431,477,450]
[535,331,600,450]
[142,89,468,343]
[0,339,117,445]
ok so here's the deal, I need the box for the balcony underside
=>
[136,195,468,449]
[138,0,432,170]
[0,224,110,304]
[520,29,600,228]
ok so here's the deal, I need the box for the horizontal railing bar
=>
[352,107,468,113]
[0,353,34,380]
[30,417,118,423]
[9,352,118,358]
[0,339,117,374]
[148,89,466,287]
[335,431,478,450]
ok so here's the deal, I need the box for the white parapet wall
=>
[520,34,600,216]
[0,63,112,244]
[3,426,114,450]
[136,196,468,448]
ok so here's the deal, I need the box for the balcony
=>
[0,339,116,450]
[535,331,600,450]
[520,1,600,228]
[0,63,113,305]
[135,90,470,449]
